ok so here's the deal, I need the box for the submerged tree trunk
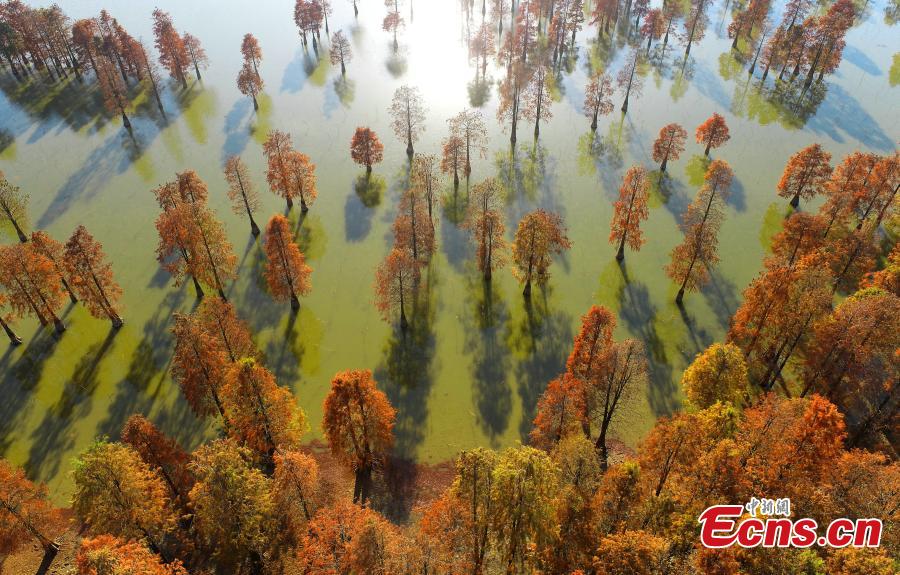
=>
[1,316,22,345]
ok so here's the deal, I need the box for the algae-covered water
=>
[0,0,897,503]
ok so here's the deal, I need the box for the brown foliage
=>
[224,155,261,235]
[350,127,385,172]
[322,369,396,502]
[652,123,687,171]
[221,358,306,459]
[64,225,123,327]
[777,143,833,207]
[666,159,732,302]
[0,243,66,332]
[695,112,730,156]
[373,247,419,328]
[121,415,194,507]
[609,166,650,260]
[511,209,571,296]
[76,535,188,575]
[264,214,312,309]
[583,72,614,129]
[152,8,189,88]
[0,459,64,554]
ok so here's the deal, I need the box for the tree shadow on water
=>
[462,276,513,444]
[94,286,188,441]
[0,329,59,455]
[508,286,573,441]
[374,266,438,460]
[345,174,385,242]
[615,262,679,418]
[371,269,437,522]
[24,328,118,483]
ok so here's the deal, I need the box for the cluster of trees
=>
[154,140,315,309]
[752,0,856,89]
[294,0,332,49]
[0,172,124,342]
[0,4,205,125]
[237,33,264,109]
[3,294,897,572]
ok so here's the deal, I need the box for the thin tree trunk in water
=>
[1,316,22,345]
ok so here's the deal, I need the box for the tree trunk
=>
[192,276,205,299]
[616,234,627,261]
[1,316,22,345]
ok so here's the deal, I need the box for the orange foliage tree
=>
[221,358,306,461]
[240,33,262,78]
[441,134,465,189]
[182,33,207,80]
[272,450,319,528]
[853,152,898,230]
[0,458,64,555]
[264,214,312,310]
[350,127,385,174]
[0,293,22,345]
[609,166,650,261]
[464,177,508,280]
[411,153,440,225]
[729,259,833,389]
[0,243,66,333]
[121,415,194,510]
[777,143,833,208]
[583,72,614,130]
[95,54,131,128]
[374,247,420,330]
[237,62,264,110]
[171,313,229,421]
[800,289,899,404]
[0,172,29,243]
[224,155,261,236]
[322,369,396,503]
[652,123,687,172]
[565,305,642,468]
[394,186,436,265]
[592,531,667,574]
[196,297,257,362]
[64,225,124,328]
[153,172,237,300]
[512,209,571,297]
[666,159,733,304]
[822,224,878,294]
[263,130,318,212]
[769,212,826,268]
[297,501,414,573]
[152,8,189,89]
[530,373,586,450]
[76,535,188,575]
[178,172,237,300]
[30,230,77,303]
[72,440,178,559]
[695,112,730,156]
